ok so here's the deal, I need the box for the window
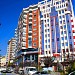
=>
[70,36,71,39]
[29,24,32,31]
[47,5,50,7]
[65,36,67,40]
[33,32,37,35]
[45,34,47,37]
[62,43,64,46]
[44,14,46,18]
[60,21,62,24]
[59,16,62,19]
[46,51,47,54]
[62,15,65,18]
[47,14,49,17]
[33,38,37,40]
[48,24,49,27]
[33,23,36,26]
[57,38,59,41]
[47,19,49,22]
[60,26,63,29]
[45,40,47,43]
[59,11,61,14]
[72,25,74,28]
[48,34,50,37]
[48,29,49,32]
[45,29,47,32]
[33,28,37,31]
[66,42,68,46]
[48,45,50,48]
[62,10,64,13]
[48,39,50,42]
[61,37,64,40]
[52,39,54,42]
[64,25,66,29]
[28,38,32,46]
[46,45,47,48]
[61,31,63,34]
[64,31,66,34]
[33,43,36,46]
[73,36,75,39]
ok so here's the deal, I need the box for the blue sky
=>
[0,0,75,56]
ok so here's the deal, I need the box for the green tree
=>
[66,61,75,74]
[44,57,55,67]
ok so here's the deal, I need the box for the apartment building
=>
[14,0,75,69]
[6,38,16,64]
[1,56,6,67]
[16,4,41,65]
[38,0,75,62]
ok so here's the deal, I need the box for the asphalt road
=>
[0,73,19,75]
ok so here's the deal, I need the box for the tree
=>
[66,61,75,74]
[44,57,55,67]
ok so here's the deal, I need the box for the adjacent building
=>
[6,38,16,64]
[38,0,75,62]
[15,4,41,66]
[6,0,75,70]
[1,56,6,67]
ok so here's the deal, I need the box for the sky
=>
[0,0,75,56]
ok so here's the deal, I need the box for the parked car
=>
[68,71,75,75]
[32,71,49,75]
[24,67,37,75]
[1,67,7,73]
[18,69,24,75]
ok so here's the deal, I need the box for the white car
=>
[24,67,37,75]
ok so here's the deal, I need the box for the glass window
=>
[60,26,63,29]
[33,43,36,46]
[47,19,49,22]
[48,45,50,48]
[70,36,71,39]
[61,37,64,40]
[62,15,65,18]
[59,16,62,19]
[64,25,66,29]
[33,23,36,26]
[48,39,50,42]
[46,45,47,48]
[45,40,47,43]
[45,34,47,37]
[45,29,47,32]
[65,36,67,40]
[48,29,49,32]
[48,34,50,37]
[64,31,66,34]
[61,31,63,34]
[29,25,32,31]
[46,51,47,54]
[33,38,37,40]
[48,24,49,27]
[28,38,32,46]
[62,10,64,13]
[66,42,68,46]
[60,21,62,24]
[59,11,61,14]
[62,43,64,46]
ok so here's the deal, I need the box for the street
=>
[0,72,18,75]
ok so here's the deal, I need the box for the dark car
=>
[1,70,7,73]
[32,71,49,75]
